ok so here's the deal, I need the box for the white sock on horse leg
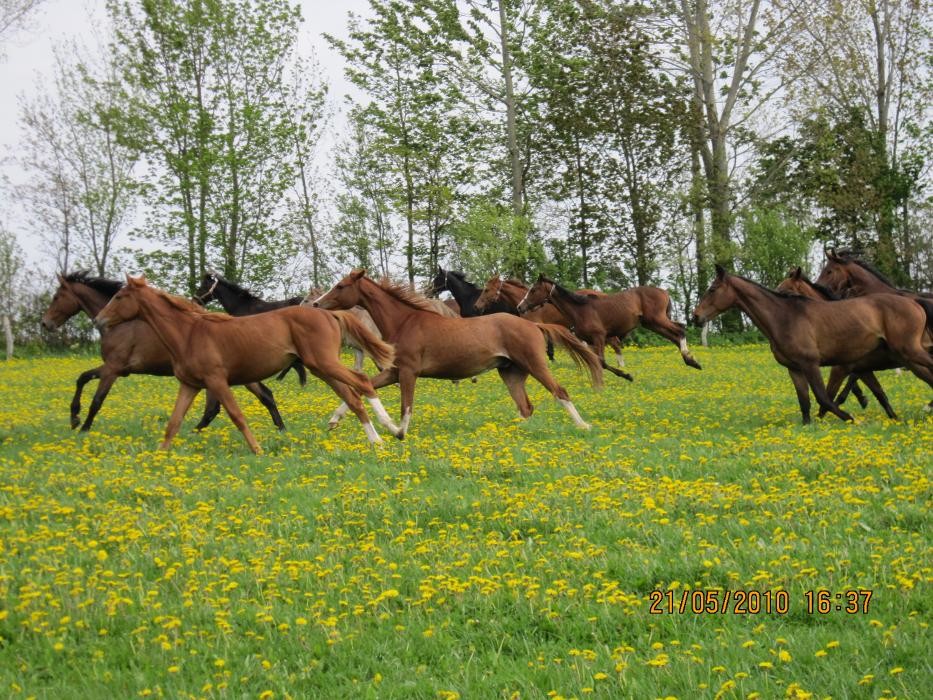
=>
[558,399,590,429]
[362,420,382,444]
[328,402,350,428]
[367,396,401,434]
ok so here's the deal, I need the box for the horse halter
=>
[194,274,219,304]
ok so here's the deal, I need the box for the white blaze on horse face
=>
[517,287,532,311]
[558,399,590,430]
[312,282,340,307]
[367,396,401,435]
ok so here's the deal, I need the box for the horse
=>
[517,275,701,376]
[41,272,286,432]
[428,268,516,316]
[195,271,382,373]
[473,276,628,367]
[777,267,897,419]
[693,265,933,424]
[311,269,603,437]
[816,249,933,300]
[94,275,401,454]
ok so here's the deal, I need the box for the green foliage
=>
[736,208,814,287]
[448,200,545,280]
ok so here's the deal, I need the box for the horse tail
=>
[330,310,396,370]
[537,324,604,389]
[918,298,933,331]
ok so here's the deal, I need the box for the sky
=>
[0,0,369,268]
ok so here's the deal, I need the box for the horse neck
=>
[546,284,588,324]
[498,282,526,308]
[357,279,417,337]
[849,268,894,296]
[71,283,114,318]
[725,277,790,340]
[447,276,480,307]
[133,291,198,360]
[213,282,252,315]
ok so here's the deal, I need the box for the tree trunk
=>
[498,0,523,216]
[3,314,12,360]
[573,135,589,287]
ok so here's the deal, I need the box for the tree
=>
[736,207,813,287]
[0,224,24,359]
[107,0,309,293]
[775,0,932,282]
[15,42,136,275]
[0,0,44,53]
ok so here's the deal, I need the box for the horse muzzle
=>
[691,313,705,327]
[92,313,112,331]
[40,317,58,331]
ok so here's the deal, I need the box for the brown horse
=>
[694,265,933,424]
[474,276,628,367]
[816,249,933,300]
[41,272,285,432]
[94,275,401,454]
[517,275,701,376]
[311,270,603,436]
[777,267,897,419]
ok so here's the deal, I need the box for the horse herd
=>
[39,249,933,454]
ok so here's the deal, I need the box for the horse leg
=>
[641,319,701,369]
[79,370,120,432]
[607,336,625,367]
[857,372,898,420]
[594,336,633,380]
[818,366,850,418]
[160,384,202,451]
[246,381,285,431]
[497,365,533,419]
[71,366,102,429]
[326,367,400,433]
[306,367,386,444]
[353,347,365,372]
[839,377,870,409]
[788,369,812,425]
[193,391,222,431]
[202,380,263,454]
[523,355,590,430]
[397,368,418,438]
[803,366,853,422]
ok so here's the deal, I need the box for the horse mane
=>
[377,278,445,315]
[152,286,234,321]
[212,274,264,302]
[850,258,897,288]
[502,277,526,288]
[801,276,841,300]
[542,277,592,305]
[64,271,123,298]
[734,274,811,301]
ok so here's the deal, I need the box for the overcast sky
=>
[0,0,369,267]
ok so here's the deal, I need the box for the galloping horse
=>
[816,249,933,300]
[473,276,627,367]
[95,276,401,453]
[312,270,603,436]
[777,268,896,419]
[41,272,285,432]
[517,275,701,376]
[195,271,381,373]
[428,268,516,316]
[694,265,933,424]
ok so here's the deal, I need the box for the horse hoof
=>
[70,420,79,430]
[687,358,702,370]
[579,423,591,430]
[395,431,405,441]
[327,421,339,431]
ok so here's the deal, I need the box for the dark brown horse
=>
[311,270,603,436]
[474,276,628,367]
[94,276,401,453]
[41,272,285,432]
[777,267,896,419]
[694,265,933,423]
[517,275,701,376]
[816,249,933,300]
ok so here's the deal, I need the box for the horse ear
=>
[793,266,802,279]
[350,269,365,280]
[715,264,726,279]
[127,274,147,287]
[57,273,66,284]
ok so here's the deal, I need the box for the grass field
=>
[0,346,930,699]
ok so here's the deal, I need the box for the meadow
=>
[0,345,929,699]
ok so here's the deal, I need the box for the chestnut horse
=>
[195,271,383,373]
[473,276,627,367]
[311,270,603,436]
[94,276,401,454]
[777,268,896,419]
[694,265,933,424]
[41,272,285,432]
[517,275,701,376]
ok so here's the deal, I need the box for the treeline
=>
[1,0,932,352]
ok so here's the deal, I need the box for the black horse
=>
[194,272,308,385]
[428,268,516,317]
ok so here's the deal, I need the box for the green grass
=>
[0,346,930,699]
